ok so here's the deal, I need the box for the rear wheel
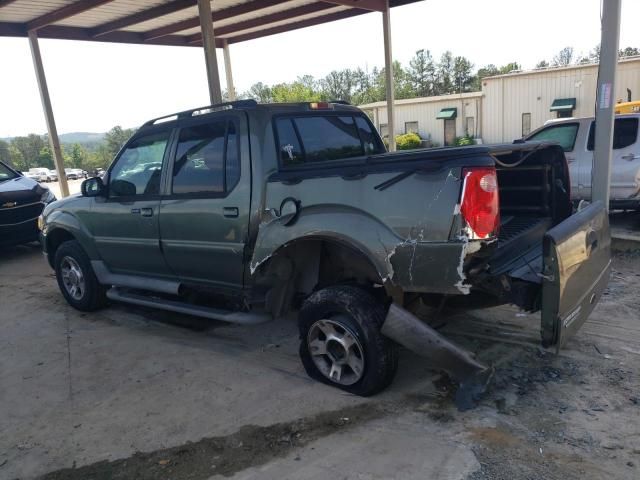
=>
[298,285,398,396]
[54,240,107,311]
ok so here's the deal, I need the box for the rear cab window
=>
[275,113,385,168]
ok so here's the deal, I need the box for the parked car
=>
[22,171,41,181]
[40,101,611,404]
[1,160,56,246]
[28,167,60,182]
[526,113,640,209]
[65,168,88,180]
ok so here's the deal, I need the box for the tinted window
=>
[277,114,383,167]
[276,118,303,165]
[226,122,240,190]
[356,116,384,154]
[0,162,18,181]
[528,123,579,152]
[109,131,169,197]
[587,118,639,151]
[172,121,239,195]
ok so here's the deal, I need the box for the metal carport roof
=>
[0,0,418,47]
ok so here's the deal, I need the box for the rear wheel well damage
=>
[46,228,76,268]
[251,239,387,317]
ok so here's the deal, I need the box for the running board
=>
[106,288,272,325]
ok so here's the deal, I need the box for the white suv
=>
[527,114,640,209]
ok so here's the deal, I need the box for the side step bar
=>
[106,288,272,325]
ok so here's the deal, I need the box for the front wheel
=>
[54,240,107,311]
[298,285,398,396]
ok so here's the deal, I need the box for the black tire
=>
[54,240,107,312]
[298,285,398,396]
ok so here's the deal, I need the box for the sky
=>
[1,0,640,138]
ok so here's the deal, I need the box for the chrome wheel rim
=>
[307,316,365,386]
[60,256,85,301]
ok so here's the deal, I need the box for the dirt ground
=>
[0,246,639,480]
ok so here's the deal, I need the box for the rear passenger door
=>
[586,117,640,201]
[159,114,250,290]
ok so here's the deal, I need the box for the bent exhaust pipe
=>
[382,303,493,411]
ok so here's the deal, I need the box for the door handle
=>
[140,207,153,217]
[223,207,239,218]
[130,208,141,214]
[621,153,640,161]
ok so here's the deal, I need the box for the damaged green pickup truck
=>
[40,100,611,406]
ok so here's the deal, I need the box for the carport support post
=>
[197,0,223,104]
[222,39,236,101]
[382,0,395,151]
[592,0,622,211]
[28,30,69,198]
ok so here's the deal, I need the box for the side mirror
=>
[81,176,106,197]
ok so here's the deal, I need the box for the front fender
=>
[249,204,402,284]
[44,209,100,261]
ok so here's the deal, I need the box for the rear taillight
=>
[460,167,500,239]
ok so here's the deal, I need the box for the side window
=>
[172,120,239,195]
[276,118,303,165]
[293,116,362,163]
[356,116,384,154]
[276,114,384,167]
[109,131,169,197]
[587,118,639,151]
[528,123,579,152]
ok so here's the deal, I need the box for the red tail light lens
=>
[460,167,500,239]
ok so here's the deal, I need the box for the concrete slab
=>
[1,247,639,480]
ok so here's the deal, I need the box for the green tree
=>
[619,46,640,58]
[320,70,355,102]
[453,56,474,93]
[37,145,54,169]
[10,134,45,170]
[436,51,454,94]
[408,49,436,97]
[498,62,521,74]
[270,79,322,102]
[0,139,11,166]
[68,143,88,169]
[535,60,549,68]
[104,126,135,159]
[553,47,574,66]
[245,82,272,102]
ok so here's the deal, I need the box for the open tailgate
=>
[541,201,611,352]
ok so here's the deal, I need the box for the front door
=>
[444,119,456,146]
[89,128,173,278]
[159,116,250,290]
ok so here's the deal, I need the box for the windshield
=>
[0,162,19,182]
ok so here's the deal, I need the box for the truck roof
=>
[138,100,363,132]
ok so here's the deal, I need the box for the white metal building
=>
[361,56,640,146]
[362,92,483,146]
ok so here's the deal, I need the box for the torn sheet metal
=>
[382,303,493,411]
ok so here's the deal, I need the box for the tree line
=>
[2,45,638,172]
[0,126,134,173]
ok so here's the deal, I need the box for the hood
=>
[42,192,83,216]
[0,176,46,206]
